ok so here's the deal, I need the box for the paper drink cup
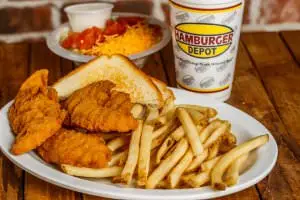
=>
[169,0,244,101]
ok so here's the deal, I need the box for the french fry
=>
[109,150,128,166]
[155,125,189,164]
[146,107,159,122]
[151,130,171,150]
[219,133,237,153]
[156,179,169,189]
[203,122,230,148]
[162,142,177,160]
[137,124,154,186]
[100,134,118,141]
[222,132,237,146]
[185,149,208,173]
[61,165,123,178]
[219,144,236,154]
[119,120,143,184]
[177,108,203,156]
[98,132,130,141]
[131,104,146,119]
[182,171,210,188]
[224,153,249,186]
[168,148,193,188]
[107,136,130,151]
[152,119,176,140]
[211,134,269,190]
[146,138,188,189]
[181,172,196,181]
[177,104,217,118]
[199,120,222,143]
[186,108,206,125]
[118,150,129,166]
[171,126,185,140]
[157,108,176,125]
[160,97,175,116]
[156,124,198,162]
[207,140,220,160]
[156,137,176,164]
[151,122,178,150]
[149,148,159,174]
[201,155,222,172]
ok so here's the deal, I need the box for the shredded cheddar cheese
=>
[80,23,160,56]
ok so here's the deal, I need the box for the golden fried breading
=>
[63,80,138,132]
[37,129,112,168]
[8,70,66,155]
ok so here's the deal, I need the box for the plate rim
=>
[0,88,278,200]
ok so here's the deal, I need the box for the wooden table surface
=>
[0,31,300,200]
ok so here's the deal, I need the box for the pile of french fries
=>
[61,100,269,190]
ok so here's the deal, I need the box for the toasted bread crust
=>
[150,77,175,101]
[53,55,164,108]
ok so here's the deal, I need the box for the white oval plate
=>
[0,88,277,200]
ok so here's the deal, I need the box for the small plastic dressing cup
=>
[65,3,114,32]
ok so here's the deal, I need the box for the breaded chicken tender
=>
[63,80,138,132]
[9,70,67,155]
[37,129,111,168]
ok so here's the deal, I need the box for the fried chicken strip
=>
[37,129,112,168]
[63,81,138,132]
[8,70,66,155]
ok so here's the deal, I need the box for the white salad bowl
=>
[46,12,172,68]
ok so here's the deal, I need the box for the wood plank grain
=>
[0,43,29,200]
[280,31,300,65]
[60,58,74,77]
[242,32,300,156]
[25,42,78,200]
[227,41,300,200]
[142,53,168,83]
[215,187,260,200]
[160,41,176,87]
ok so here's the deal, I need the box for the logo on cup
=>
[179,60,189,69]
[175,11,189,22]
[200,77,215,88]
[219,73,231,86]
[195,64,210,73]
[175,23,234,59]
[230,45,236,53]
[182,75,195,85]
[221,11,237,24]
[216,63,228,72]
[197,15,215,23]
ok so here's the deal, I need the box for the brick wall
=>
[0,0,300,43]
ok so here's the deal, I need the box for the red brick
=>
[260,0,300,23]
[113,0,153,14]
[243,0,251,24]
[161,2,170,25]
[0,5,52,34]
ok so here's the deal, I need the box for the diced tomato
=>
[61,26,103,50]
[149,24,162,37]
[61,32,80,49]
[117,16,144,26]
[103,20,126,36]
[106,19,115,27]
[77,26,103,49]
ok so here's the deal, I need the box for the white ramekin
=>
[64,3,114,32]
